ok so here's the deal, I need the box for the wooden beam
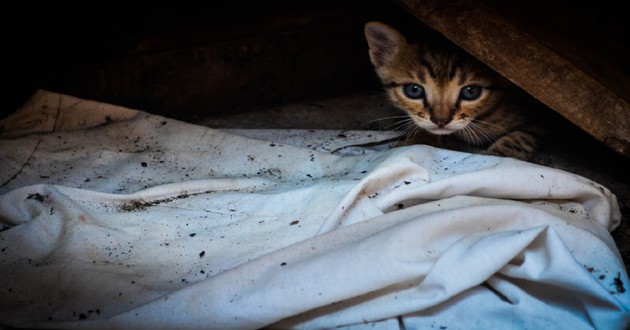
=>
[395,0,630,159]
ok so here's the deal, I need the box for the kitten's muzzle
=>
[430,115,451,128]
[427,116,458,135]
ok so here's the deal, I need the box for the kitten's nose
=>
[430,116,451,127]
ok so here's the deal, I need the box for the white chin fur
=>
[428,128,455,135]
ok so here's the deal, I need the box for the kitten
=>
[364,21,547,160]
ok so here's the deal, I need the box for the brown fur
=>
[364,21,547,160]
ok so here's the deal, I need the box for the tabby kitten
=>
[364,21,546,160]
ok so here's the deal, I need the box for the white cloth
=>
[1,90,628,329]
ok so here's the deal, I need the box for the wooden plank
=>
[395,0,630,159]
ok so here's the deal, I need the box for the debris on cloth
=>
[1,90,628,329]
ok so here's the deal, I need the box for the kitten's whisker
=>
[370,115,412,121]
[463,126,484,148]
[460,125,477,146]
[386,119,419,143]
[404,121,421,136]
[471,119,511,136]
[467,122,497,145]
[398,121,423,141]
[470,120,502,139]
[386,118,417,132]
[366,115,414,126]
[470,125,491,148]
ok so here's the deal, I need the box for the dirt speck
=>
[614,272,626,293]
[27,193,47,203]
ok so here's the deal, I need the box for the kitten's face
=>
[365,22,509,136]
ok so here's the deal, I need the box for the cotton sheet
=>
[1,90,628,329]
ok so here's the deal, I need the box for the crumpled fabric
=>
[1,90,628,329]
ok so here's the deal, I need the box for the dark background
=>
[3,1,628,120]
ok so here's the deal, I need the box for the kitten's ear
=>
[364,21,407,67]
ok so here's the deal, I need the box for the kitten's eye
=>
[460,85,483,101]
[402,84,425,99]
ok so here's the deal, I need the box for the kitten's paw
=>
[485,131,538,160]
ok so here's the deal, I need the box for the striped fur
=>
[364,21,546,160]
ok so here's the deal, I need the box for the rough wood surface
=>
[395,0,630,159]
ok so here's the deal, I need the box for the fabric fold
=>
[1,90,628,330]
